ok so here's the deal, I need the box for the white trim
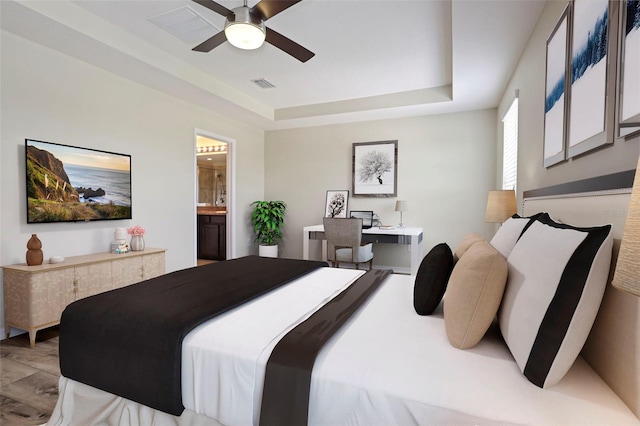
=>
[194,129,237,261]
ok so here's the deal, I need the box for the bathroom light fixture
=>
[197,145,227,154]
[224,6,266,50]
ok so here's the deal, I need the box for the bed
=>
[48,174,640,426]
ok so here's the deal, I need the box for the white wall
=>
[0,31,265,337]
[265,109,498,268]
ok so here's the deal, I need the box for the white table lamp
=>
[395,200,408,228]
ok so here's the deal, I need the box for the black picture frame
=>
[325,190,349,218]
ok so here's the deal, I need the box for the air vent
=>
[251,78,276,89]
[148,6,220,44]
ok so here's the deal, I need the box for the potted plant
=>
[250,200,286,258]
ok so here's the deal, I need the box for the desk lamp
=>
[395,200,408,228]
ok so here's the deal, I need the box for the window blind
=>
[502,98,519,191]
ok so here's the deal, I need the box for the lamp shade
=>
[395,200,408,212]
[612,157,640,297]
[485,190,517,223]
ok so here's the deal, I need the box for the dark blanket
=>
[59,255,327,416]
[259,268,392,426]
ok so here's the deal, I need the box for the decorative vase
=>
[130,235,145,251]
[26,234,44,266]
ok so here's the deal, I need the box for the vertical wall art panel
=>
[568,0,612,157]
[618,0,640,137]
[544,6,570,167]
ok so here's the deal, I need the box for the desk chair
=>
[323,217,374,270]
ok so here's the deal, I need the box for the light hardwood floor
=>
[1,327,60,425]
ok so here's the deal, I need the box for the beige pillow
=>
[453,232,484,261]
[444,240,508,349]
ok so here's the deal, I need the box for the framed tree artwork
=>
[544,5,570,167]
[325,190,349,218]
[352,140,398,197]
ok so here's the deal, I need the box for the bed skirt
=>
[48,376,510,426]
[48,377,223,426]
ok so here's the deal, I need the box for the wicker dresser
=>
[2,248,165,347]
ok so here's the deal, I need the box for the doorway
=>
[195,130,235,265]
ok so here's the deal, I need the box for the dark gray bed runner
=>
[259,268,392,426]
[59,255,327,416]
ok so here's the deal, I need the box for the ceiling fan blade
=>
[265,27,314,62]
[193,31,228,52]
[250,0,303,21]
[191,0,234,17]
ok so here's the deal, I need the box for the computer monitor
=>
[350,210,374,229]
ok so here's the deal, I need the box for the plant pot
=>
[259,244,278,258]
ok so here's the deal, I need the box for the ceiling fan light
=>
[225,22,265,49]
[224,7,265,50]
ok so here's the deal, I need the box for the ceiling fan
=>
[191,0,315,62]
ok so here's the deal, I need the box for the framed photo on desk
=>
[325,190,349,218]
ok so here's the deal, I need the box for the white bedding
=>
[49,267,640,426]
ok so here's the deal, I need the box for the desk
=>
[303,225,423,275]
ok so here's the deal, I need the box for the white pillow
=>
[498,213,612,388]
[489,213,542,259]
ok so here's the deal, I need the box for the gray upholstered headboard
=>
[522,170,639,419]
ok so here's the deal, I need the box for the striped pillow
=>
[489,213,543,259]
[498,213,612,388]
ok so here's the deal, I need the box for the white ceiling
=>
[1,0,545,130]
